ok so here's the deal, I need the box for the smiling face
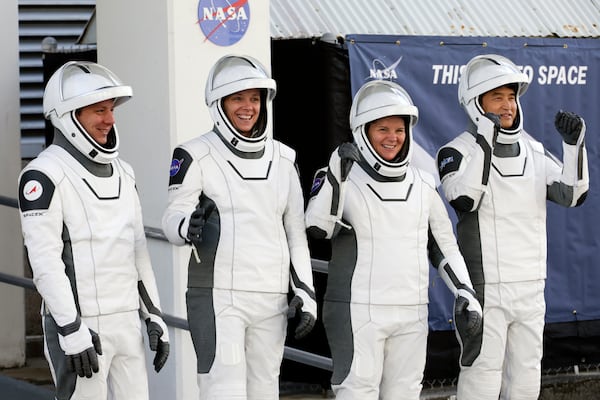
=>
[366,115,407,162]
[480,85,518,129]
[76,99,117,145]
[222,88,261,137]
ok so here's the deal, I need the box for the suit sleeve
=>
[19,167,80,328]
[545,129,589,207]
[437,132,493,213]
[283,159,317,318]
[426,181,475,296]
[305,148,346,239]
[162,145,204,246]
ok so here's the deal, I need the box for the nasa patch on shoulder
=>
[309,170,327,197]
[18,170,55,212]
[170,158,183,177]
[168,147,193,186]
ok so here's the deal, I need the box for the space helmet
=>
[43,61,132,164]
[349,80,418,178]
[458,54,530,143]
[205,54,276,153]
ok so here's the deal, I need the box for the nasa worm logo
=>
[197,0,251,46]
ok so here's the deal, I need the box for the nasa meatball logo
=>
[170,158,183,177]
[197,0,250,46]
[23,180,43,202]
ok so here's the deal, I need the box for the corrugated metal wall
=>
[270,0,600,39]
[18,0,95,158]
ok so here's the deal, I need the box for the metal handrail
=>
[0,195,18,209]
[0,194,333,372]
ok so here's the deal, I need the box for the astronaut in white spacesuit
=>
[161,54,317,400]
[305,79,482,400]
[18,61,169,400]
[436,54,589,400]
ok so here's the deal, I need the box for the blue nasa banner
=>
[346,35,600,330]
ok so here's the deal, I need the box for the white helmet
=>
[350,80,418,178]
[205,54,276,153]
[43,61,132,164]
[458,54,530,142]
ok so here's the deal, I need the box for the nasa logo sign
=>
[197,0,251,46]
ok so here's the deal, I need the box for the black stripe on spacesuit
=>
[366,182,413,201]
[55,315,81,336]
[326,168,341,216]
[324,227,357,303]
[186,287,216,373]
[187,207,220,288]
[456,211,485,307]
[475,135,492,185]
[290,266,316,300]
[323,299,353,385]
[138,281,161,316]
[227,160,272,180]
[61,224,81,315]
[82,177,121,200]
[577,144,584,180]
[18,169,55,212]
[443,265,476,296]
[43,313,78,400]
[427,228,445,270]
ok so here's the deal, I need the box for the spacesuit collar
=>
[466,120,521,151]
[214,126,265,159]
[466,120,478,138]
[357,159,406,182]
[53,130,113,177]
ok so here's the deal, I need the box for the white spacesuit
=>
[305,80,481,400]
[437,54,589,400]
[18,61,169,400]
[161,55,316,400]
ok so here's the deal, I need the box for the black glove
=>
[454,291,483,367]
[145,319,170,372]
[287,295,316,340]
[186,194,215,246]
[454,295,482,338]
[555,110,584,145]
[66,330,102,378]
[338,142,361,181]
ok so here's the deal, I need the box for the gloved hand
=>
[58,323,103,378]
[287,295,316,340]
[454,288,483,338]
[145,318,170,372]
[186,194,216,247]
[555,110,584,145]
[338,142,361,181]
[477,112,501,148]
[454,288,483,366]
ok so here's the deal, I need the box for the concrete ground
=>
[0,357,456,400]
[3,357,600,399]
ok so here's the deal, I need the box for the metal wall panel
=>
[18,0,95,157]
[270,0,600,39]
